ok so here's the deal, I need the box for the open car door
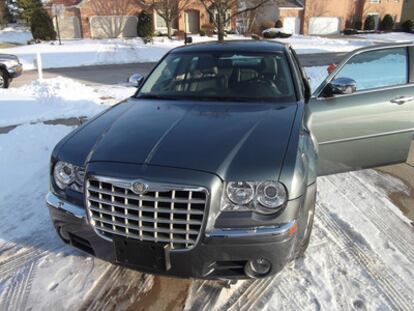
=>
[306,43,414,176]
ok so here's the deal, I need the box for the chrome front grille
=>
[86,176,208,250]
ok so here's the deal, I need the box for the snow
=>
[0,26,33,45]
[0,77,135,127]
[1,32,413,71]
[0,73,413,309]
[356,32,414,43]
[304,66,329,92]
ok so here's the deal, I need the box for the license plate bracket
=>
[114,236,166,271]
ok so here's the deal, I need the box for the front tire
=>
[0,69,10,89]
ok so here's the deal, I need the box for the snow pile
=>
[304,66,329,92]
[276,35,371,54]
[0,26,33,44]
[0,77,135,127]
[357,32,414,43]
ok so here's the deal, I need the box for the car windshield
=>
[137,51,296,102]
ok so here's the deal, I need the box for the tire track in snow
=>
[81,266,153,311]
[0,261,36,311]
[317,202,414,311]
[0,243,63,278]
[345,171,414,261]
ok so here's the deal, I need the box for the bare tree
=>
[90,0,135,38]
[198,0,273,41]
[135,0,192,39]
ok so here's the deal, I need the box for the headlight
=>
[222,181,287,215]
[256,181,287,209]
[53,161,85,192]
[226,182,255,205]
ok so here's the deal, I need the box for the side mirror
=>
[128,73,144,88]
[329,77,357,95]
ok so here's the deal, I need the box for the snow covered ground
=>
[1,28,413,70]
[0,77,135,127]
[0,73,413,310]
[0,26,32,45]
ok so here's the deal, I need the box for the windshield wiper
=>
[137,94,181,100]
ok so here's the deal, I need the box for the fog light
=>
[245,258,272,278]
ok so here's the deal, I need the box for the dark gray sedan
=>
[46,41,414,279]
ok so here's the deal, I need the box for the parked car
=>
[0,54,23,88]
[46,41,414,279]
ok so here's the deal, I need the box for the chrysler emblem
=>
[132,182,148,195]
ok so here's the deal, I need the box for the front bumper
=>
[46,192,298,279]
[7,64,23,78]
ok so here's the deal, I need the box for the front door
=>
[186,10,200,34]
[307,44,414,176]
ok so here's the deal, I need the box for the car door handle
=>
[390,96,414,105]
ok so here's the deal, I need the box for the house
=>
[401,0,414,23]
[300,0,405,34]
[45,0,236,39]
[253,0,406,35]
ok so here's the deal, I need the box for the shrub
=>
[354,20,362,30]
[364,15,376,31]
[137,10,154,39]
[201,24,215,36]
[251,33,261,40]
[380,14,394,31]
[199,30,206,36]
[263,30,291,39]
[343,28,358,35]
[401,20,413,32]
[275,19,283,28]
[225,29,237,35]
[260,20,275,32]
[30,7,56,41]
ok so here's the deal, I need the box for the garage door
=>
[90,16,138,38]
[309,17,340,35]
[54,16,81,39]
[284,17,300,35]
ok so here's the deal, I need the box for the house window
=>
[370,0,380,3]
[208,9,231,28]
[155,12,167,29]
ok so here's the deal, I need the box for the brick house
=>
[46,0,409,39]
[401,0,414,23]
[255,0,406,35]
[45,0,236,39]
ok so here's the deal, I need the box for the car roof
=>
[170,40,288,54]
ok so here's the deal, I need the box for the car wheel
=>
[0,68,10,89]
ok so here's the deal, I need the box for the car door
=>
[306,44,414,176]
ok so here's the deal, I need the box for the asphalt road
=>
[11,52,346,87]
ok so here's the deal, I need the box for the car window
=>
[138,52,296,102]
[334,48,408,92]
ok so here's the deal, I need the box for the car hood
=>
[60,99,298,181]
